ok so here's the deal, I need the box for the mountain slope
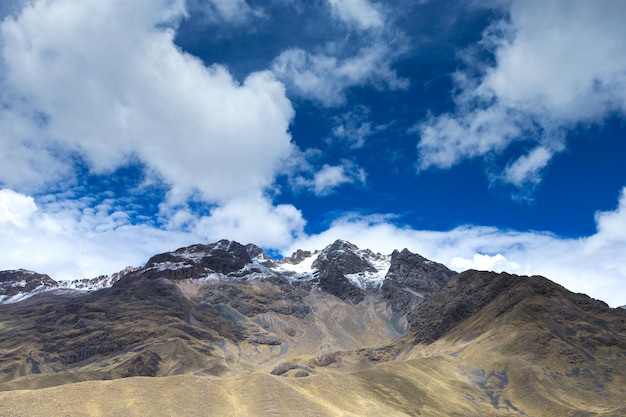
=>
[0,240,625,416]
[0,240,454,389]
[402,270,626,415]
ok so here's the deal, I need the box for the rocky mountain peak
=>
[141,240,254,280]
[0,269,59,303]
[282,249,314,265]
[382,248,457,314]
[312,239,379,275]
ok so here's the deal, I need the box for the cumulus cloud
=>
[450,253,520,272]
[586,188,626,250]
[192,195,305,246]
[500,145,555,188]
[293,161,367,196]
[415,0,626,189]
[285,186,626,307]
[0,0,294,203]
[271,1,407,107]
[0,191,184,279]
[326,0,384,30]
[0,189,37,228]
[272,42,407,107]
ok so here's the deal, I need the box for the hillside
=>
[0,240,625,416]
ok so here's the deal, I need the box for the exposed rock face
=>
[124,351,162,378]
[314,263,366,304]
[382,249,457,314]
[0,239,454,310]
[141,240,254,280]
[0,270,59,302]
[312,240,378,275]
[283,249,313,265]
[308,240,374,303]
[195,277,311,319]
[58,267,136,291]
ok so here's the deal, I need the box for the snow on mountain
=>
[58,266,137,291]
[0,269,59,304]
[0,239,450,305]
[0,267,136,304]
[274,250,320,281]
[344,251,391,290]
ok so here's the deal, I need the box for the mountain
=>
[0,269,59,303]
[0,239,624,416]
[0,267,134,304]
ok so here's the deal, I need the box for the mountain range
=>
[1,239,625,416]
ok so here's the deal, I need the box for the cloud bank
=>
[284,186,626,307]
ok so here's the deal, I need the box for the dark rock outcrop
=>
[312,240,377,275]
[315,263,366,304]
[283,249,313,265]
[141,240,253,280]
[310,240,375,303]
[382,249,456,314]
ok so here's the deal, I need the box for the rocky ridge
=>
[0,270,59,303]
[0,239,455,311]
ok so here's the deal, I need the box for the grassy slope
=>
[0,360,523,417]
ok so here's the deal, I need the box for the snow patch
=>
[345,252,390,290]
[0,283,53,304]
[153,261,193,272]
[275,251,320,282]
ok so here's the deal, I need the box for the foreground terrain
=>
[1,240,625,416]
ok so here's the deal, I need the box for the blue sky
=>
[1,0,625,306]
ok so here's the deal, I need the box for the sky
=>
[0,0,625,306]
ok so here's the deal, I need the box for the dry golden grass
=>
[1,341,624,417]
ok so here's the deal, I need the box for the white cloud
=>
[314,164,363,196]
[192,195,305,247]
[326,0,384,30]
[0,189,37,228]
[586,188,626,250]
[330,106,373,148]
[272,42,407,107]
[451,253,520,272]
[293,161,367,196]
[415,106,525,170]
[188,0,263,24]
[500,145,555,188]
[416,0,626,189]
[0,0,294,203]
[0,193,183,279]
